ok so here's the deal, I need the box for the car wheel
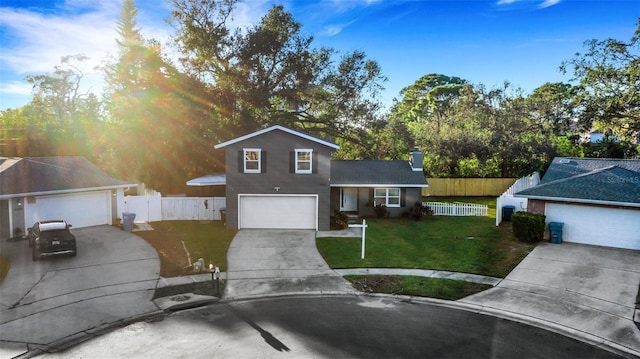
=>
[71,248,77,257]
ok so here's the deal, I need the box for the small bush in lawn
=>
[374,204,388,218]
[331,210,349,229]
[512,212,546,242]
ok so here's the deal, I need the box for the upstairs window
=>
[243,149,261,173]
[295,149,313,174]
[374,188,401,207]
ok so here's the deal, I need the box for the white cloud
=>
[322,19,358,37]
[539,0,561,8]
[0,80,32,96]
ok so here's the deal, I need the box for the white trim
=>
[0,184,135,200]
[215,125,339,149]
[237,194,318,230]
[513,194,640,208]
[243,148,261,173]
[295,149,313,174]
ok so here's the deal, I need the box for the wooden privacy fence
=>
[423,202,488,217]
[422,178,518,197]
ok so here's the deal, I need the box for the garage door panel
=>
[239,195,317,230]
[546,204,640,250]
[29,191,111,229]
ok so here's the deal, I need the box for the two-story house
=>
[214,125,428,231]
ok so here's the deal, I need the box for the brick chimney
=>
[409,147,423,172]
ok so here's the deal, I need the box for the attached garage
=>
[238,194,318,230]
[545,203,640,250]
[26,191,112,229]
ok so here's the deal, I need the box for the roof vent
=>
[559,159,570,164]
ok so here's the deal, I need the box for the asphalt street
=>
[40,296,626,359]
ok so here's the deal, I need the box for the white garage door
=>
[545,203,640,250]
[239,195,317,230]
[29,191,111,229]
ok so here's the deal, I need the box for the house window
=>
[295,149,313,174]
[244,149,261,173]
[374,188,401,207]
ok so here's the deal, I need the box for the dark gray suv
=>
[28,220,77,261]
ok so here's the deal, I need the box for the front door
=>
[340,188,358,212]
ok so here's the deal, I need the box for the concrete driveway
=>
[223,230,354,299]
[460,242,640,356]
[0,225,160,358]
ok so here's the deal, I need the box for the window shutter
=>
[401,188,406,207]
[312,150,318,174]
[261,151,267,173]
[238,150,243,173]
[369,188,374,205]
[289,151,294,173]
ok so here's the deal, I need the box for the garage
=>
[26,191,112,229]
[238,195,317,230]
[545,203,640,250]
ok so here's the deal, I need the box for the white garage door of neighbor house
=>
[30,191,111,229]
[239,195,317,230]
[545,203,640,250]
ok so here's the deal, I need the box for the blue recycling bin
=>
[549,222,564,244]
[502,205,516,221]
[122,212,136,231]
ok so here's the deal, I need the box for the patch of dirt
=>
[132,227,190,278]
[350,275,403,294]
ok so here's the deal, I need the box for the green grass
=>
[0,256,9,283]
[346,275,493,300]
[136,221,237,276]
[318,197,533,278]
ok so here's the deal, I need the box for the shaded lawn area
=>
[0,256,9,283]
[347,275,493,301]
[135,221,237,277]
[318,197,534,278]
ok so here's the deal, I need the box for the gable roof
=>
[515,157,640,207]
[0,157,135,199]
[214,125,339,150]
[331,160,428,187]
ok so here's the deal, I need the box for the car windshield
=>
[40,229,71,240]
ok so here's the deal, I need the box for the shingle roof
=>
[0,157,135,198]
[331,160,428,187]
[515,157,640,205]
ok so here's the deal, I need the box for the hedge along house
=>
[515,157,640,251]
[214,126,429,231]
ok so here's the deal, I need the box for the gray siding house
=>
[215,126,428,231]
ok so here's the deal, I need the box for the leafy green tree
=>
[561,18,640,142]
[103,0,219,193]
[169,0,386,150]
[24,54,103,160]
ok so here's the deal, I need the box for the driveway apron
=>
[0,226,160,358]
[223,229,354,299]
[459,242,640,356]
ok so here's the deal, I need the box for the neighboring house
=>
[515,157,640,250]
[214,125,428,231]
[0,157,136,240]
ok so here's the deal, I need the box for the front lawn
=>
[0,256,9,283]
[135,221,237,277]
[347,275,493,300]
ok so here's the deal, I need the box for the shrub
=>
[512,211,546,242]
[331,210,349,229]
[374,204,388,218]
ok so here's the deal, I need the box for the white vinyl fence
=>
[495,172,540,226]
[162,197,226,221]
[123,193,225,222]
[423,202,488,217]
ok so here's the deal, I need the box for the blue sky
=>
[0,0,638,111]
